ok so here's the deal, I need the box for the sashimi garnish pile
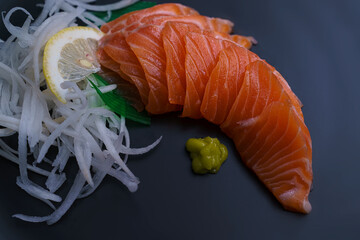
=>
[0,0,313,225]
[0,0,161,224]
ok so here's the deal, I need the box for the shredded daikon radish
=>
[65,0,139,11]
[32,0,56,27]
[0,0,161,225]
[2,8,35,47]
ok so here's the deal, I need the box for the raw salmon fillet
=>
[230,35,257,50]
[96,47,133,83]
[99,3,200,107]
[221,61,312,213]
[126,24,181,114]
[201,45,259,124]
[102,32,150,106]
[96,3,313,214]
[120,14,234,37]
[101,3,200,33]
[200,45,303,125]
[162,21,254,106]
[162,22,199,105]
[99,4,238,114]
[124,15,238,114]
[182,33,236,119]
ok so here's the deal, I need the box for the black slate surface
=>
[0,0,360,239]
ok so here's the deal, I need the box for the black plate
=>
[1,0,360,239]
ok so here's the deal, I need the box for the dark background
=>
[1,0,360,239]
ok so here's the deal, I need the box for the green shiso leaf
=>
[88,73,150,125]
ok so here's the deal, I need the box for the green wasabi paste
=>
[186,137,228,174]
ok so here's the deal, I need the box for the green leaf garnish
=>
[90,1,157,22]
[88,73,150,125]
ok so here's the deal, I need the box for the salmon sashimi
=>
[162,22,254,106]
[230,35,257,50]
[101,32,150,106]
[100,13,238,113]
[200,45,303,125]
[97,3,313,214]
[234,101,312,213]
[221,60,310,151]
[201,45,259,125]
[96,47,133,83]
[123,15,239,114]
[117,14,234,38]
[221,61,312,213]
[126,24,181,114]
[182,33,236,119]
[273,70,304,119]
[162,22,199,105]
[101,3,200,33]
[98,3,200,106]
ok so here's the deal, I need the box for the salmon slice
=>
[229,34,256,50]
[162,22,253,106]
[201,45,259,124]
[200,45,303,125]
[221,61,312,213]
[96,45,133,82]
[182,32,236,119]
[162,22,200,105]
[235,101,311,213]
[100,14,237,113]
[255,62,304,120]
[273,70,304,119]
[96,46,119,72]
[118,13,255,48]
[123,15,236,114]
[101,3,200,33]
[121,14,234,37]
[221,61,290,137]
[221,60,310,149]
[207,32,255,49]
[101,32,150,106]
[126,25,181,114]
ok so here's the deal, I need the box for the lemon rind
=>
[43,26,104,103]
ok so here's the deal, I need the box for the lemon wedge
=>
[43,26,104,103]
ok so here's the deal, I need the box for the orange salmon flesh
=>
[97,3,312,214]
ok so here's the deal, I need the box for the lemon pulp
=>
[43,26,104,103]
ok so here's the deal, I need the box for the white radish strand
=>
[36,111,82,163]
[16,177,62,203]
[45,169,66,193]
[13,171,85,224]
[2,8,35,47]
[0,0,162,225]
[0,148,51,177]
[0,128,15,137]
[74,135,94,186]
[66,0,139,11]
[82,12,106,26]
[95,118,136,181]
[31,0,56,27]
